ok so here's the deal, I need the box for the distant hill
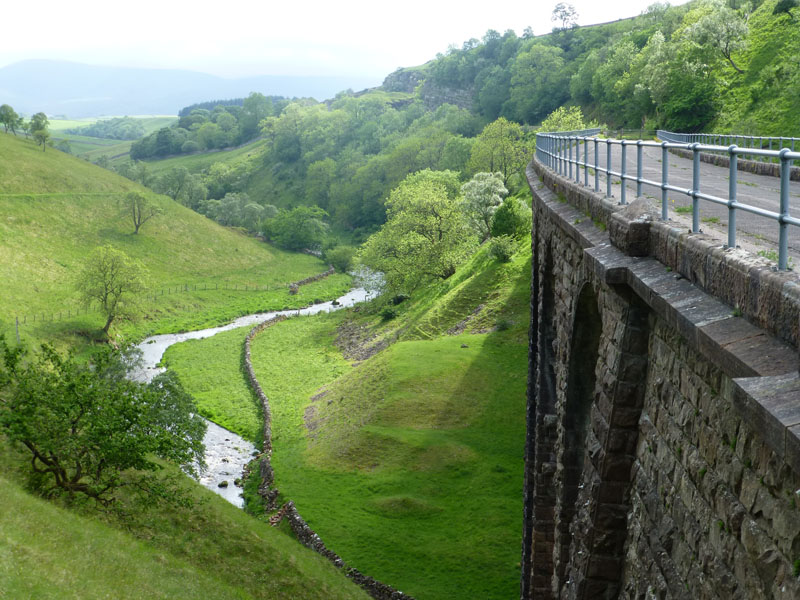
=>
[0,60,381,117]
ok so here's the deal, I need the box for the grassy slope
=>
[0,132,344,347]
[165,241,531,599]
[48,116,178,161]
[0,450,368,600]
[162,275,352,442]
[141,138,267,177]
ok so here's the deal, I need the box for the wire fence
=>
[535,128,800,270]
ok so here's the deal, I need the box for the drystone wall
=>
[523,155,800,599]
[240,268,413,600]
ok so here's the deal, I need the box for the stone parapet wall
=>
[532,159,800,349]
[523,156,800,599]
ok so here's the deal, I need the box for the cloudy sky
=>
[1,0,690,82]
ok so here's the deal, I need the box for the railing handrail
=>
[534,130,800,270]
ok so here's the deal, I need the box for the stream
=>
[131,288,370,507]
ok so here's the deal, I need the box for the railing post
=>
[728,146,738,249]
[636,140,643,198]
[692,143,700,233]
[594,139,599,192]
[584,138,589,187]
[568,137,573,180]
[606,141,612,198]
[575,137,581,184]
[661,142,669,220]
[620,140,627,205]
[779,149,791,270]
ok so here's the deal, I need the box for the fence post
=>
[606,141,612,198]
[661,142,669,220]
[620,141,628,205]
[728,146,738,249]
[692,143,701,233]
[583,138,589,187]
[594,139,599,192]
[636,141,643,198]
[568,137,573,181]
[778,149,791,270]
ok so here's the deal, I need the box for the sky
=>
[1,0,692,82]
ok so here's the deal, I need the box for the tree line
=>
[129,93,289,159]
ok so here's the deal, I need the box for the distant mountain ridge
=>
[0,60,381,117]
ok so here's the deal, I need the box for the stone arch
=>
[553,282,602,592]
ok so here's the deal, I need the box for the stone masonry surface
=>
[523,153,800,599]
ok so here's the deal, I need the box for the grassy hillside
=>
[164,240,531,599]
[141,137,267,177]
[0,445,368,600]
[48,116,178,161]
[0,131,347,347]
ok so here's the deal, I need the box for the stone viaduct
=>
[521,152,800,598]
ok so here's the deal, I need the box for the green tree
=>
[359,170,476,292]
[265,205,329,251]
[122,191,161,234]
[684,0,749,74]
[491,197,532,239]
[0,339,206,506]
[508,45,571,124]
[461,172,508,241]
[30,112,50,152]
[538,106,593,132]
[468,117,531,190]
[0,104,19,135]
[76,245,147,335]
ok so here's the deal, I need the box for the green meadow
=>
[164,242,532,599]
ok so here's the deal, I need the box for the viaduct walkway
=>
[598,142,800,265]
[522,131,800,599]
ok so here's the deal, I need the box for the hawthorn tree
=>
[0,339,206,506]
[468,117,531,191]
[76,245,146,336]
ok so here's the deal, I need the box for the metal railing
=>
[535,129,800,270]
[658,130,799,159]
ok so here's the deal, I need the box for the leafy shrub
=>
[324,245,355,273]
[489,235,516,262]
[391,293,410,305]
[181,140,201,153]
[491,197,532,239]
[381,306,398,320]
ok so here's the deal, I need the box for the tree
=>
[264,205,329,251]
[684,0,749,74]
[122,191,161,234]
[30,112,50,152]
[538,106,594,133]
[461,172,508,241]
[552,2,578,31]
[508,45,571,124]
[76,245,146,335]
[0,339,206,506]
[491,197,532,239]
[468,117,531,190]
[0,104,19,135]
[359,170,476,292]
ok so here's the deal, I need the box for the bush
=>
[491,197,532,239]
[324,245,355,273]
[181,140,201,153]
[489,235,516,263]
[381,306,398,320]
